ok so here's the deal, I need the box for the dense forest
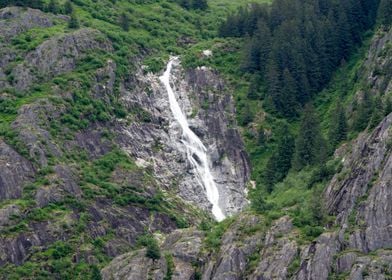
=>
[220,0,381,118]
[218,0,392,198]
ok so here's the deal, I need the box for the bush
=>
[51,241,72,259]
[137,234,161,260]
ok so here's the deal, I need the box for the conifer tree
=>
[256,20,271,77]
[258,128,266,146]
[369,96,384,128]
[64,0,73,15]
[384,96,392,116]
[247,75,261,100]
[263,124,294,192]
[293,104,326,170]
[119,12,130,31]
[281,68,299,118]
[192,0,208,10]
[47,0,59,14]
[180,0,190,10]
[266,58,282,113]
[378,0,392,27]
[35,0,44,9]
[68,12,79,29]
[328,102,347,150]
[353,91,373,131]
[241,35,260,73]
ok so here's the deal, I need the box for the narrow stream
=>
[159,57,225,222]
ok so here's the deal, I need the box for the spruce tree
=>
[281,68,299,118]
[258,128,266,146]
[369,96,384,128]
[30,0,44,9]
[353,91,373,131]
[378,0,392,27]
[68,12,79,29]
[293,104,326,170]
[241,35,260,73]
[256,20,271,77]
[263,124,294,192]
[247,75,261,100]
[266,58,282,114]
[119,12,130,31]
[384,96,392,116]
[64,0,73,15]
[264,154,278,193]
[328,102,347,150]
[192,0,208,10]
[47,0,59,14]
[179,0,191,10]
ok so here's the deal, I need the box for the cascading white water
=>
[159,57,225,222]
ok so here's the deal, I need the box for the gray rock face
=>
[0,7,57,89]
[12,28,113,91]
[295,232,342,280]
[101,229,204,280]
[66,125,113,159]
[101,249,167,280]
[250,216,298,280]
[184,67,251,215]
[35,165,81,207]
[0,204,20,227]
[0,7,53,41]
[0,139,35,200]
[117,59,249,218]
[333,251,392,280]
[362,28,392,96]
[102,215,300,280]
[325,114,392,252]
[11,100,64,167]
[202,216,263,280]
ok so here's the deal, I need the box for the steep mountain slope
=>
[0,3,252,278]
[102,27,392,280]
[0,0,390,279]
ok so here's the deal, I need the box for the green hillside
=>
[0,0,391,278]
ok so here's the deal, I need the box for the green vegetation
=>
[204,216,235,251]
[292,104,326,171]
[164,253,174,280]
[219,0,379,117]
[0,0,390,277]
[137,234,161,260]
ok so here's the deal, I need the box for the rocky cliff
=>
[0,6,249,274]
[116,58,249,216]
[101,114,392,280]
[0,5,391,280]
[101,28,392,280]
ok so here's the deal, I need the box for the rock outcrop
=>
[103,97,392,280]
[117,59,250,217]
[0,7,53,41]
[0,139,35,199]
[11,28,113,91]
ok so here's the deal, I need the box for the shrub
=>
[137,234,161,260]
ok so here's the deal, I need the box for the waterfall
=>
[159,57,225,222]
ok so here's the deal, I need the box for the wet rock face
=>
[0,140,35,200]
[184,67,251,215]
[117,60,249,218]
